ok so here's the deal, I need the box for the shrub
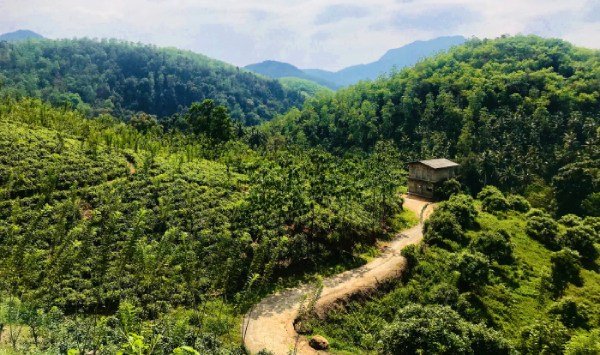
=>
[437,194,478,229]
[426,283,459,306]
[581,192,600,217]
[380,304,511,355]
[470,230,514,264]
[466,323,513,354]
[565,329,600,355]
[582,216,600,242]
[558,225,598,264]
[518,320,570,354]
[401,244,419,279]
[477,185,503,201]
[423,211,465,248]
[526,215,559,248]
[457,252,490,291]
[559,214,583,227]
[549,298,589,329]
[478,186,509,213]
[435,178,462,200]
[507,194,531,213]
[526,208,549,218]
[550,249,582,294]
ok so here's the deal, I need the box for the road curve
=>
[242,195,434,355]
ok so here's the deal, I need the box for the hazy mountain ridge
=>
[246,35,467,88]
[244,60,339,89]
[0,29,44,42]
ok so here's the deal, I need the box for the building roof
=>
[410,158,459,169]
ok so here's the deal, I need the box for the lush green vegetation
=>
[0,38,304,124]
[278,77,332,98]
[0,34,598,354]
[269,36,599,215]
[311,191,600,354]
[0,98,410,353]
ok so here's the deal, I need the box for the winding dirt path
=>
[242,195,434,355]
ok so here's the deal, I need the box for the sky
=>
[1,0,599,71]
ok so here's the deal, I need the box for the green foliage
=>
[278,77,332,98]
[518,320,571,354]
[526,213,560,248]
[507,194,531,213]
[477,186,509,213]
[470,230,514,264]
[185,99,234,142]
[434,178,462,200]
[549,298,590,329]
[560,214,584,227]
[558,225,599,264]
[565,329,600,354]
[423,211,465,248]
[553,161,599,216]
[380,304,511,355]
[270,35,599,199]
[550,249,583,295]
[0,99,411,353]
[311,196,600,353]
[0,39,304,124]
[456,252,491,291]
[436,194,478,229]
[582,192,600,217]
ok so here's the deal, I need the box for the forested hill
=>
[270,35,600,211]
[0,38,304,124]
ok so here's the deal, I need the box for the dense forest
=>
[269,36,599,215]
[0,39,305,124]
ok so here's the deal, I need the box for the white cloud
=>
[0,0,598,70]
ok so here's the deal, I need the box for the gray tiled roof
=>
[412,158,459,169]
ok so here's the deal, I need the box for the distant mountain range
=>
[245,35,467,89]
[244,60,338,89]
[0,29,44,42]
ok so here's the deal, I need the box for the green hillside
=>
[0,34,598,354]
[279,77,333,98]
[311,192,600,354]
[0,98,408,353]
[270,35,599,212]
[0,39,304,125]
[244,60,338,89]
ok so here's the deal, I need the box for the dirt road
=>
[242,195,434,354]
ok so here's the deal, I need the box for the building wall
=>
[408,163,458,182]
[408,179,435,199]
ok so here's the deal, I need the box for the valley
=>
[0,28,598,355]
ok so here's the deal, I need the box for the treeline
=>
[0,38,304,124]
[0,98,409,353]
[268,35,599,215]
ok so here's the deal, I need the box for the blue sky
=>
[1,0,598,70]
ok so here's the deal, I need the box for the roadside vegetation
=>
[312,190,599,354]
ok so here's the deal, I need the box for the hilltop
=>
[0,38,304,124]
[0,29,44,42]
[245,60,338,89]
